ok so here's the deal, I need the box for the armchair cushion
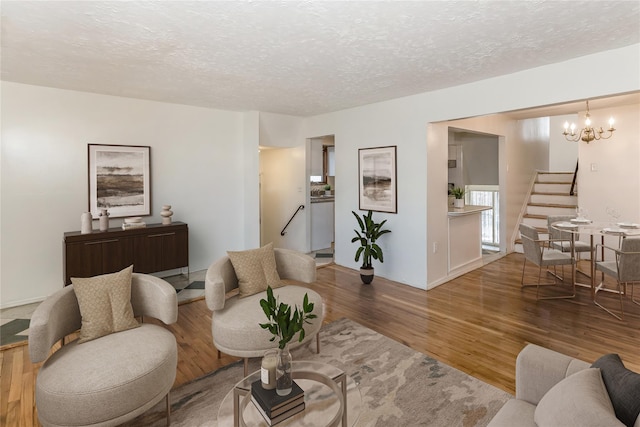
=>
[227,243,282,298]
[534,368,623,427]
[592,354,640,427]
[71,265,139,343]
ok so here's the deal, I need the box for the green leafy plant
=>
[351,210,391,268]
[324,184,331,191]
[450,187,465,199]
[259,286,317,349]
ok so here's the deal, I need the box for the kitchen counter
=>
[311,196,335,203]
[447,205,492,216]
[448,205,491,275]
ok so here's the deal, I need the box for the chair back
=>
[519,223,543,265]
[618,237,640,282]
[547,215,575,241]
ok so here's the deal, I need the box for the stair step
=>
[530,194,577,205]
[534,183,573,194]
[528,202,577,208]
[537,172,574,184]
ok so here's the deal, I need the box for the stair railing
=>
[281,205,305,236]
[569,161,578,196]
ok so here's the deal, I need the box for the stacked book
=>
[250,380,305,426]
[122,217,146,230]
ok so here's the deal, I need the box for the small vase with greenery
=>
[259,286,317,395]
[351,210,391,284]
[324,184,331,195]
[451,187,465,208]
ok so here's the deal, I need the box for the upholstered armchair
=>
[205,246,324,375]
[29,273,178,427]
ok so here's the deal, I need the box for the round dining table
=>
[551,220,640,300]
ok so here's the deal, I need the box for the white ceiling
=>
[1,1,639,117]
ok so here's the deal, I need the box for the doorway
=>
[308,135,335,263]
[447,128,502,260]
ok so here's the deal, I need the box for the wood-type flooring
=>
[2,253,639,426]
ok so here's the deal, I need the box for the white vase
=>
[161,205,173,225]
[81,212,93,234]
[454,199,465,208]
[99,208,109,231]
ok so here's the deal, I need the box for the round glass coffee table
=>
[217,361,362,427]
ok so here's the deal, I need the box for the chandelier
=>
[562,100,615,143]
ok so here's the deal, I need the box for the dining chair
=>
[519,223,576,299]
[547,215,592,255]
[594,236,640,320]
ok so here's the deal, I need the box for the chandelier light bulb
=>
[584,116,591,127]
[608,117,615,129]
[564,121,569,130]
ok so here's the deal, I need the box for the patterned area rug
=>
[126,318,510,426]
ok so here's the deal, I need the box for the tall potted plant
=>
[259,286,317,395]
[351,210,391,284]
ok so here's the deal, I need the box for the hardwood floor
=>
[2,253,639,426]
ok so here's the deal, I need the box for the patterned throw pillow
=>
[71,265,140,343]
[227,243,282,298]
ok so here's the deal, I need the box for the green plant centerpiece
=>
[324,184,331,194]
[351,210,391,284]
[259,286,317,395]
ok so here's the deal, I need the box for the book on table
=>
[251,380,304,418]
[251,396,305,425]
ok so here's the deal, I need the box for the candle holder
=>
[261,349,277,390]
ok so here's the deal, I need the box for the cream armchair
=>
[29,274,178,427]
[205,248,323,375]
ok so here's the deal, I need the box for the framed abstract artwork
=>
[358,145,397,213]
[88,144,151,219]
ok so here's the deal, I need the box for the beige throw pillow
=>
[534,368,625,427]
[227,243,282,298]
[71,265,140,343]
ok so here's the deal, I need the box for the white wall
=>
[1,82,246,307]
[305,44,640,290]
[257,112,308,252]
[260,146,307,252]
[549,114,579,171]
[578,103,640,238]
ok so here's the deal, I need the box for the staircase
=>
[515,171,577,252]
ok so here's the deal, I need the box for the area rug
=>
[126,318,510,426]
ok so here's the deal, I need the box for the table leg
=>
[233,388,246,427]
[591,235,596,300]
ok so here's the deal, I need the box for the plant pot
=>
[360,267,374,284]
[453,198,464,208]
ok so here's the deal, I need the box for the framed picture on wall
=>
[88,144,151,219]
[358,145,397,213]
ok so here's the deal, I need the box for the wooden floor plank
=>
[2,253,640,426]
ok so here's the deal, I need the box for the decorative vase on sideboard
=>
[99,209,109,231]
[161,205,173,225]
[80,212,92,234]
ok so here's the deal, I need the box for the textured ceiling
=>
[1,1,639,117]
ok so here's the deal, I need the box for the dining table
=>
[551,219,640,300]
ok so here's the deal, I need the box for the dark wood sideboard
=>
[63,222,188,285]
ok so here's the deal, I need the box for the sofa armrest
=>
[130,273,178,324]
[275,248,316,283]
[515,343,590,405]
[205,256,238,311]
[29,286,82,363]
